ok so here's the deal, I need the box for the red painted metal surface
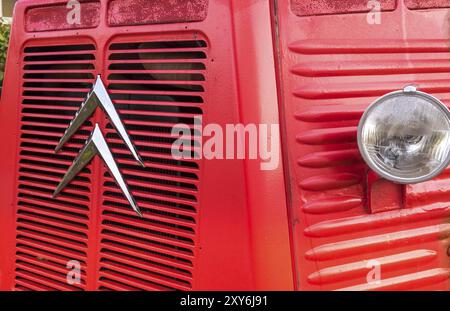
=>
[405,0,450,9]
[0,0,292,290]
[108,0,209,26]
[273,0,450,290]
[1,0,448,292]
[26,1,101,32]
[291,0,397,17]
[366,171,403,214]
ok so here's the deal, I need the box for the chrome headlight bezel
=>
[357,86,450,184]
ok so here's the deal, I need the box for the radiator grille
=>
[97,38,206,290]
[14,43,96,291]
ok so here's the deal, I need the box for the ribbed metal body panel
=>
[275,0,450,290]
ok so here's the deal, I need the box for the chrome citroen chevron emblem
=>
[53,75,145,217]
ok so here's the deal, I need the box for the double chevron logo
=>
[53,75,145,217]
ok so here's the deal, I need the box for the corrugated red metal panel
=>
[273,0,450,290]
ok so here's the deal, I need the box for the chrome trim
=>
[53,124,142,217]
[55,75,144,167]
[54,75,144,217]
[357,86,450,184]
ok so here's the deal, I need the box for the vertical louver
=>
[97,38,206,290]
[15,43,96,290]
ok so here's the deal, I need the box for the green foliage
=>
[0,18,11,82]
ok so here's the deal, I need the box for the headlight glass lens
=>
[358,87,450,183]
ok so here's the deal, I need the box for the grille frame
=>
[10,35,208,291]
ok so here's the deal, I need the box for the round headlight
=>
[358,86,450,184]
